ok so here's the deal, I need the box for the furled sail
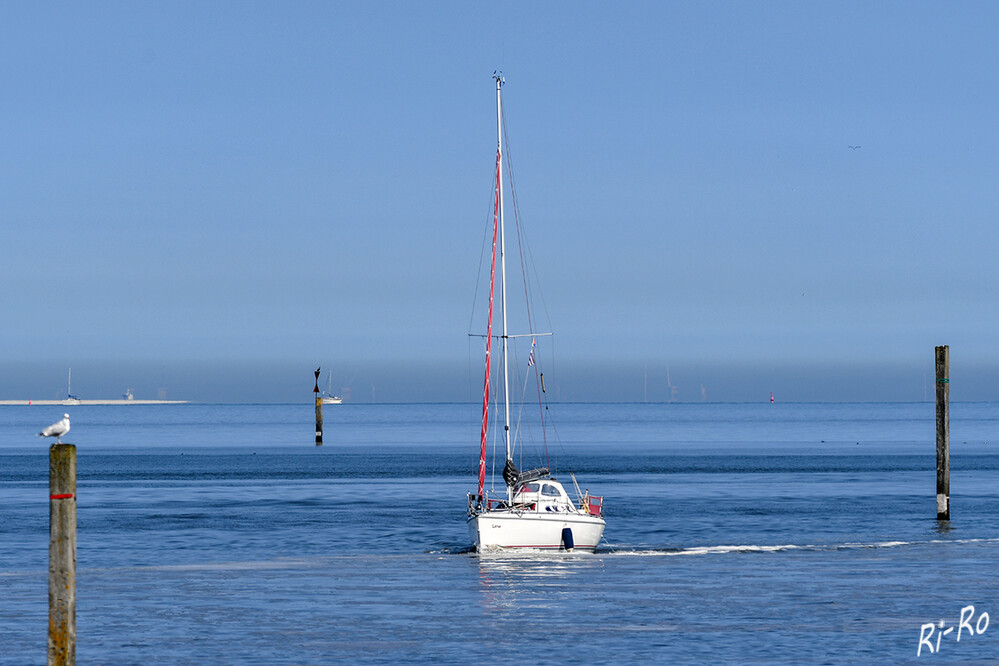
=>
[502,459,549,488]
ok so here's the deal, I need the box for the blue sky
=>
[2,2,999,402]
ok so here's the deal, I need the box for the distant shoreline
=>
[0,399,188,405]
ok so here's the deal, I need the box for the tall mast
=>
[495,74,513,479]
[476,76,503,499]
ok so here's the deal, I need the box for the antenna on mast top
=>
[493,71,505,86]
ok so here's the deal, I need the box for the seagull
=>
[849,145,861,150]
[38,414,71,444]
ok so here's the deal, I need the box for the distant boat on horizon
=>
[67,368,80,402]
[0,370,188,406]
[1,398,187,406]
[322,370,343,404]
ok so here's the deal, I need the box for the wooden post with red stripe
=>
[49,443,76,666]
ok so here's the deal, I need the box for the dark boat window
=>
[541,484,561,497]
[518,483,540,493]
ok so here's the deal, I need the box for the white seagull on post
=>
[39,414,71,444]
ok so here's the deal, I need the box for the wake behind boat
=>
[466,74,605,553]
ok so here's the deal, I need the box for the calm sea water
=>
[2,402,999,663]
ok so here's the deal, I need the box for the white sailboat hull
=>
[465,78,608,555]
[468,510,605,552]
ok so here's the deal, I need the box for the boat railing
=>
[467,493,509,513]
[500,500,539,512]
[467,492,538,514]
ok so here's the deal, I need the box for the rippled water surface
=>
[2,402,999,662]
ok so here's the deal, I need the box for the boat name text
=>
[917,605,989,656]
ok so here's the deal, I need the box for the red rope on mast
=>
[477,149,502,497]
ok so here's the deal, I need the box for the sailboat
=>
[466,74,606,553]
[322,371,342,405]
[64,368,81,405]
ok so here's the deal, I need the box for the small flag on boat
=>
[527,339,536,367]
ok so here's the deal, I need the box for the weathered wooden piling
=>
[315,395,324,445]
[314,367,323,446]
[49,444,76,666]
[935,345,950,520]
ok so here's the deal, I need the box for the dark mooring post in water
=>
[49,444,76,666]
[935,345,950,520]
[314,367,323,446]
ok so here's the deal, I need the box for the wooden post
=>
[935,345,950,520]
[315,395,323,446]
[49,444,76,666]
[314,367,323,446]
